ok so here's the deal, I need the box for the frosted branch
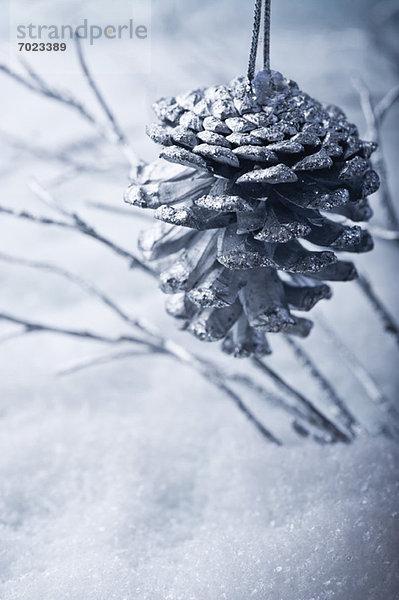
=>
[251,357,352,444]
[353,77,399,229]
[283,335,358,436]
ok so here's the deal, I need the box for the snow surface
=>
[0,0,398,598]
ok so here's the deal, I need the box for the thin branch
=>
[0,183,153,276]
[0,56,141,170]
[0,129,108,172]
[0,251,159,341]
[28,178,75,217]
[79,342,368,445]
[0,63,101,132]
[0,250,283,444]
[59,344,282,446]
[145,339,281,444]
[56,334,336,444]
[0,191,355,446]
[85,200,153,221]
[208,381,282,445]
[58,134,104,154]
[74,35,142,170]
[230,371,337,443]
[369,225,399,241]
[375,84,399,123]
[44,166,101,189]
[283,335,358,436]
[353,77,399,229]
[232,371,309,420]
[251,357,351,443]
[317,314,399,439]
[0,312,156,348]
[33,180,153,272]
[59,349,155,376]
[0,310,281,445]
[356,273,399,347]
[0,204,69,228]
[352,77,377,140]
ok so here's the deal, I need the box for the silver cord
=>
[247,0,272,81]
[263,0,271,72]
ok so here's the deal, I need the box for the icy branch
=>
[0,251,281,445]
[0,312,153,348]
[74,35,142,171]
[0,43,141,170]
[356,273,399,347]
[85,200,153,221]
[0,181,153,275]
[317,314,399,440]
[251,357,352,444]
[283,335,358,436]
[353,77,399,229]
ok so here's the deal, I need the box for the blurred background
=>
[0,1,398,599]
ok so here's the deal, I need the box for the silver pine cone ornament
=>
[124,4,379,358]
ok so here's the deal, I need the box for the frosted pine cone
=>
[125,70,379,358]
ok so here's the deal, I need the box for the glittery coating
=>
[125,70,379,357]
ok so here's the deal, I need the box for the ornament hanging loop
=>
[247,0,272,82]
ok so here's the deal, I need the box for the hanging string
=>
[247,0,272,82]
[247,0,263,82]
[263,0,271,72]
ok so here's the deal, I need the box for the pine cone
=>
[125,70,379,358]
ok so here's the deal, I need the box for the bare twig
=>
[0,309,281,445]
[336,80,399,346]
[356,273,399,347]
[230,371,338,443]
[0,63,102,132]
[0,129,110,172]
[0,182,153,276]
[55,339,337,444]
[0,251,158,341]
[86,200,153,221]
[0,55,141,170]
[0,184,356,445]
[44,166,103,189]
[59,349,155,376]
[283,335,358,435]
[251,357,351,443]
[369,225,399,241]
[5,174,339,445]
[61,329,283,445]
[74,35,142,170]
[0,249,282,444]
[0,312,155,348]
[162,342,282,445]
[352,77,377,140]
[317,314,399,439]
[0,204,69,228]
[353,77,399,229]
[375,84,399,122]
[203,373,282,445]
[34,180,153,273]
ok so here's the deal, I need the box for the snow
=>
[0,0,398,598]
[1,420,398,599]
